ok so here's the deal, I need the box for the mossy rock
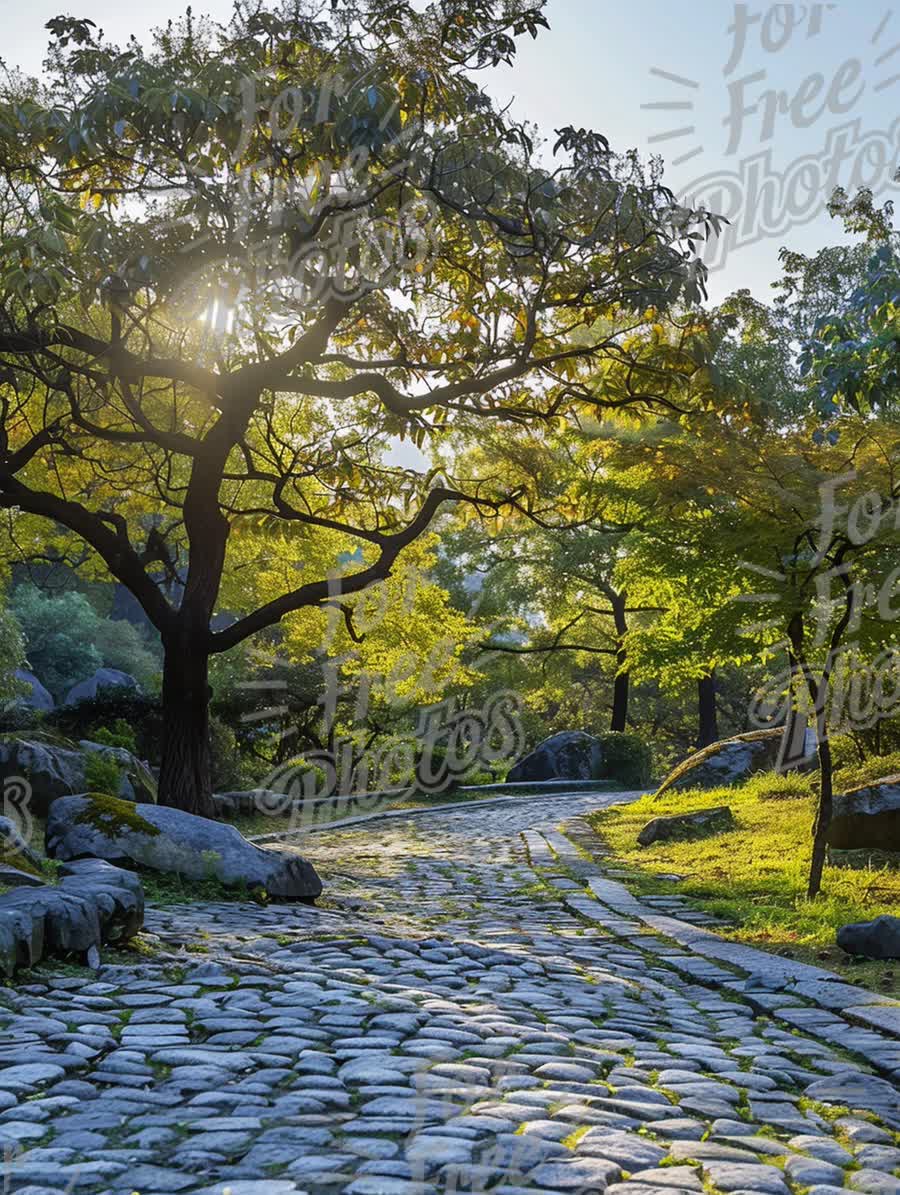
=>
[45,795,322,901]
[657,728,817,796]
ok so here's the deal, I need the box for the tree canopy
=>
[0,0,719,812]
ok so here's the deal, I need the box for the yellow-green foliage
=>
[588,772,900,975]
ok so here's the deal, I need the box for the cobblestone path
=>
[0,792,898,1195]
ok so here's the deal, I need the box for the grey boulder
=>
[65,667,139,706]
[57,858,144,942]
[0,737,155,815]
[0,858,143,975]
[45,795,323,901]
[0,902,44,971]
[638,805,734,846]
[658,727,817,795]
[837,915,900,960]
[0,885,102,954]
[829,779,900,851]
[13,669,54,712]
[214,789,291,817]
[507,731,603,783]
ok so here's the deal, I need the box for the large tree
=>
[0,0,716,813]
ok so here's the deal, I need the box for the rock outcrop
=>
[837,915,900,960]
[657,728,817,795]
[828,779,900,852]
[638,805,734,846]
[507,732,603,784]
[64,668,140,706]
[0,858,143,975]
[0,737,155,815]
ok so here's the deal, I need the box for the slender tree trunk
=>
[158,637,215,818]
[808,732,833,899]
[787,610,839,900]
[697,670,719,748]
[610,590,629,733]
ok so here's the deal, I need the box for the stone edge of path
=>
[540,816,900,1057]
[253,787,900,1057]
[248,787,643,842]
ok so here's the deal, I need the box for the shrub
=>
[596,732,653,787]
[45,691,163,764]
[83,750,123,797]
[414,742,458,793]
[828,733,861,771]
[91,618,161,692]
[277,758,330,799]
[465,770,497,786]
[834,751,900,794]
[0,600,25,708]
[209,715,254,792]
[92,719,138,753]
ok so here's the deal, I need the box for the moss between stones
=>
[0,847,44,878]
[74,792,161,838]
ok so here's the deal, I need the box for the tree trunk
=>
[697,671,719,748]
[787,609,836,900]
[158,638,215,818]
[610,590,629,733]
[610,665,629,732]
[808,732,833,899]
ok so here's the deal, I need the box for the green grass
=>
[139,869,269,906]
[587,771,900,991]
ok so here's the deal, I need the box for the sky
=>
[4,0,897,304]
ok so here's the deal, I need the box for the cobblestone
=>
[0,792,896,1193]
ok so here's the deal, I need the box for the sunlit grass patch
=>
[587,772,900,991]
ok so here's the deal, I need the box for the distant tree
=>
[612,405,900,898]
[9,582,102,699]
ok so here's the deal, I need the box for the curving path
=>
[0,791,898,1195]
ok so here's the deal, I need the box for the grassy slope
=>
[587,771,900,992]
